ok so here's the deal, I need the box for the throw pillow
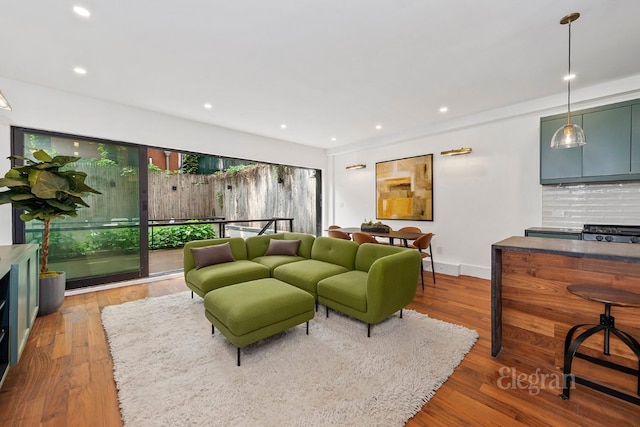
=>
[191,243,235,269]
[264,239,300,256]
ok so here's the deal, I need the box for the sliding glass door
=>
[11,128,148,289]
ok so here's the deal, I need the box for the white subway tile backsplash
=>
[542,182,640,227]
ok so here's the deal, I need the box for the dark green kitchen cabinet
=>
[582,106,631,177]
[632,105,640,173]
[540,98,640,184]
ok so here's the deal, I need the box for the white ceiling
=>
[1,1,639,151]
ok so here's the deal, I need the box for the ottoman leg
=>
[212,325,215,335]
[306,321,309,335]
[237,348,241,367]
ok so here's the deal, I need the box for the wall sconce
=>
[345,164,366,170]
[0,89,12,111]
[440,148,472,156]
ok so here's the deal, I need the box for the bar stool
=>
[561,284,640,405]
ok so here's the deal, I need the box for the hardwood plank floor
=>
[0,273,638,426]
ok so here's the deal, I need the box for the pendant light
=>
[550,12,585,149]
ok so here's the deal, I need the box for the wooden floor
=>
[1,273,639,426]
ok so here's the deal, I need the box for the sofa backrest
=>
[311,236,359,270]
[354,243,410,272]
[183,237,248,273]
[245,232,315,259]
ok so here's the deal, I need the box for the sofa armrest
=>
[365,249,422,320]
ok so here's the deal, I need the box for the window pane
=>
[22,134,141,281]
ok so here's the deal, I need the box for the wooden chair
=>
[395,226,421,247]
[411,233,435,290]
[352,232,379,245]
[328,229,351,240]
[328,225,341,230]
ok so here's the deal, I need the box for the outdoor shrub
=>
[150,221,216,250]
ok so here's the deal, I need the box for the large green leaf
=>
[0,177,29,187]
[11,194,35,201]
[32,150,53,162]
[46,199,75,211]
[51,156,81,167]
[31,170,70,199]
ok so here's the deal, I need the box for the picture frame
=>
[375,154,433,221]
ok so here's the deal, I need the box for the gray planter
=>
[38,271,66,316]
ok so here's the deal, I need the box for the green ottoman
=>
[204,278,315,366]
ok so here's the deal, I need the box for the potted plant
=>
[0,150,101,315]
[361,219,391,233]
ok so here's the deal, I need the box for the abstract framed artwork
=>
[376,154,433,221]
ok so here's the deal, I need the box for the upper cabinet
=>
[540,99,640,185]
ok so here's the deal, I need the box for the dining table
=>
[335,227,424,247]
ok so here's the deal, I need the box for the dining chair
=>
[396,226,422,247]
[411,233,436,290]
[352,232,379,245]
[328,225,341,230]
[328,229,351,240]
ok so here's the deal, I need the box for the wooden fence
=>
[72,163,318,234]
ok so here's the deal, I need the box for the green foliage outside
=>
[149,221,216,249]
[181,153,201,174]
[214,164,257,177]
[47,221,216,260]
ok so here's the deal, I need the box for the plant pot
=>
[361,225,390,233]
[38,271,66,316]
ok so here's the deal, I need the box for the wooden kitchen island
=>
[492,236,640,397]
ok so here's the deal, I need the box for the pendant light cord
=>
[567,21,572,125]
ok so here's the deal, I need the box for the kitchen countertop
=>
[493,236,640,263]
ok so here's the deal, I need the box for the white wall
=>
[327,76,640,280]
[0,77,327,245]
[329,116,541,279]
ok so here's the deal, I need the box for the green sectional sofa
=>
[183,232,422,333]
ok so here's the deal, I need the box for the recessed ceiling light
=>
[73,6,91,18]
[563,73,576,81]
[375,124,382,130]
[73,67,87,75]
[204,103,212,109]
[331,137,337,141]
[280,124,287,129]
[439,106,448,113]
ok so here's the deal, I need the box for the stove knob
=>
[605,235,613,242]
[631,236,640,244]
[596,235,604,241]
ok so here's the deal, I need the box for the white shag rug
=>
[102,291,478,427]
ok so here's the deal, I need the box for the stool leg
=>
[608,328,640,396]
[562,324,605,400]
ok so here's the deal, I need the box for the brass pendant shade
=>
[551,12,585,149]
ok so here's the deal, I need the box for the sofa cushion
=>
[245,232,315,259]
[317,271,368,312]
[186,260,270,295]
[265,239,300,256]
[251,255,306,274]
[184,237,249,274]
[191,242,235,269]
[310,236,359,270]
[273,259,349,296]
